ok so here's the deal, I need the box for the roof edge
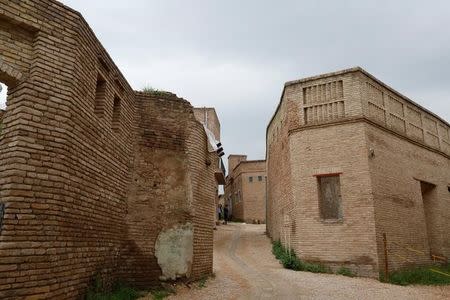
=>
[266,66,450,149]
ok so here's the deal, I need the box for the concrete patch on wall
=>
[155,223,194,280]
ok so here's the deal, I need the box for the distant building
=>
[267,67,450,277]
[225,155,266,223]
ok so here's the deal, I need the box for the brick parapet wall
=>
[359,72,450,156]
[271,68,450,157]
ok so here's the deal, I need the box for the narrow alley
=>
[167,223,450,300]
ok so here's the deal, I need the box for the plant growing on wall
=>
[141,85,170,96]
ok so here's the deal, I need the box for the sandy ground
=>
[150,223,450,299]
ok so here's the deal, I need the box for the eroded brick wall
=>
[186,116,216,279]
[0,1,215,298]
[121,92,192,286]
[121,92,215,286]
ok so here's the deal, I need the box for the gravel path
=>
[165,223,450,300]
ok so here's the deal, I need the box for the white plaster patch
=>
[155,223,193,280]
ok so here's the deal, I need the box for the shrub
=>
[384,265,450,286]
[141,86,170,96]
[86,284,139,300]
[151,289,171,300]
[337,267,355,277]
[198,276,207,288]
[302,262,330,274]
[85,275,139,300]
[272,241,330,273]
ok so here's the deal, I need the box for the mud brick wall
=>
[0,1,215,298]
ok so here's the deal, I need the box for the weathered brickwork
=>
[193,107,221,141]
[267,67,450,277]
[225,156,266,223]
[0,1,215,298]
[120,92,216,287]
[193,107,224,226]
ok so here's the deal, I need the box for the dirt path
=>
[167,223,450,299]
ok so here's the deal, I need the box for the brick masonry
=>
[225,155,266,223]
[267,67,450,277]
[193,107,221,141]
[0,1,216,298]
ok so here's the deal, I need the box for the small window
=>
[112,95,121,131]
[94,73,107,116]
[448,186,450,193]
[258,176,263,181]
[317,175,343,220]
[249,176,253,183]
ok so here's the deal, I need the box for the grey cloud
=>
[3,0,450,163]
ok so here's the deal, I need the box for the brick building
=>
[267,67,450,277]
[193,107,226,224]
[0,1,222,298]
[225,155,266,223]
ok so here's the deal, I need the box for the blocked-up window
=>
[249,176,253,183]
[112,95,121,131]
[94,73,107,116]
[317,175,343,220]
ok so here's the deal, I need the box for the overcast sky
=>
[2,0,450,164]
